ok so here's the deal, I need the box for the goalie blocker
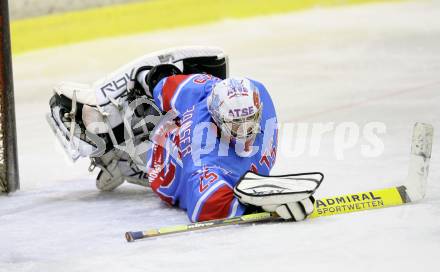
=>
[234,172,323,221]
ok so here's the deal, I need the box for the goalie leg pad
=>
[96,166,124,191]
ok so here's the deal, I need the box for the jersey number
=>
[199,170,219,193]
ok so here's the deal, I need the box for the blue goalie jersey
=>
[146,74,278,222]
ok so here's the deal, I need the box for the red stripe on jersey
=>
[162,75,192,111]
[148,144,176,206]
[198,185,234,221]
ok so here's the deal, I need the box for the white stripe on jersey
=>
[228,198,240,218]
[191,180,231,222]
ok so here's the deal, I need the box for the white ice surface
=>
[1,1,440,271]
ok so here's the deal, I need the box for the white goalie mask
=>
[207,77,263,141]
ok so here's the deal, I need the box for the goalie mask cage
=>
[0,0,19,193]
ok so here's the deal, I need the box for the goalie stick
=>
[125,122,433,242]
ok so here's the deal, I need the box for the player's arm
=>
[152,73,219,115]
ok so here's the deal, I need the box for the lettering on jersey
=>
[193,74,212,84]
[228,106,254,118]
[198,168,219,193]
[148,144,177,205]
[179,105,195,157]
[250,163,258,174]
[259,154,271,169]
[259,138,277,171]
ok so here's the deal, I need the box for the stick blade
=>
[404,122,434,202]
[411,123,433,158]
